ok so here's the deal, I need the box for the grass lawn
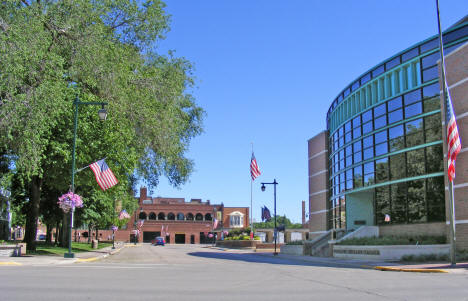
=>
[30,242,113,256]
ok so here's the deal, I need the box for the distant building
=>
[308,17,468,249]
[109,187,249,244]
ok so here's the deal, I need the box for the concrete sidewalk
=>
[254,251,468,274]
[0,242,128,266]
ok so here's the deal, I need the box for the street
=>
[1,244,468,300]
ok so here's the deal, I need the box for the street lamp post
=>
[261,179,278,256]
[134,207,142,245]
[112,199,116,249]
[65,96,107,259]
[212,207,217,247]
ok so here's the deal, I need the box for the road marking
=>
[57,264,171,269]
[0,262,22,266]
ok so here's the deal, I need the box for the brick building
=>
[109,187,249,244]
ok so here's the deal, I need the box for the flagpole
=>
[251,143,254,239]
[436,0,456,265]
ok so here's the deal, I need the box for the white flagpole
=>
[250,143,254,239]
[435,0,456,265]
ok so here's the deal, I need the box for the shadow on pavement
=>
[187,251,371,270]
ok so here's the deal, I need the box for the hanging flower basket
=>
[58,192,83,213]
[111,225,118,232]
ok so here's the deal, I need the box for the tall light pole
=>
[65,96,107,258]
[261,179,278,256]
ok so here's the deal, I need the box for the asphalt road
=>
[1,244,468,301]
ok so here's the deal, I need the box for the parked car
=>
[151,236,165,246]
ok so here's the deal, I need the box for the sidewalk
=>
[254,251,468,274]
[0,242,127,266]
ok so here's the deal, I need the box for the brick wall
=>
[439,41,468,250]
[379,222,447,238]
[308,131,329,233]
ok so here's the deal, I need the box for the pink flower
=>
[58,192,83,213]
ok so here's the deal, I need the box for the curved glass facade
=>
[326,22,468,229]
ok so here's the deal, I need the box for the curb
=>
[76,245,125,263]
[374,266,448,273]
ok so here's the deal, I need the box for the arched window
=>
[205,213,212,221]
[186,213,194,221]
[148,212,156,220]
[167,212,175,220]
[177,213,185,220]
[195,213,203,221]
[139,212,147,220]
[157,212,165,220]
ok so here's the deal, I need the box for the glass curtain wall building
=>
[322,19,468,232]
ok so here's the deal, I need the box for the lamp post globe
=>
[98,107,107,121]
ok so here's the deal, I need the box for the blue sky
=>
[139,1,467,223]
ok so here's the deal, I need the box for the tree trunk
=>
[59,213,68,247]
[87,225,92,243]
[23,176,42,251]
[55,221,60,245]
[96,228,99,241]
[46,223,52,244]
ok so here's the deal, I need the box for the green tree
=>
[0,1,203,250]
[253,215,304,229]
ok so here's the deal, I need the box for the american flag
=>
[89,159,118,191]
[213,218,219,229]
[261,206,271,222]
[446,83,462,182]
[250,153,261,180]
[118,209,130,220]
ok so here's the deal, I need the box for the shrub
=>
[401,253,448,262]
[337,235,446,246]
[287,240,304,245]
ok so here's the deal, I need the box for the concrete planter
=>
[333,244,450,261]
[280,245,304,255]
[0,244,25,257]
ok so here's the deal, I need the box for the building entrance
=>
[143,231,160,243]
[175,234,185,244]
[190,235,195,244]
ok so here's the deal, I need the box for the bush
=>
[402,250,468,262]
[401,253,448,262]
[287,240,304,245]
[337,235,447,246]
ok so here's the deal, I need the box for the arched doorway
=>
[148,212,156,220]
[195,213,203,221]
[167,212,175,220]
[205,213,212,221]
[186,213,194,221]
[158,212,165,220]
[139,212,147,220]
